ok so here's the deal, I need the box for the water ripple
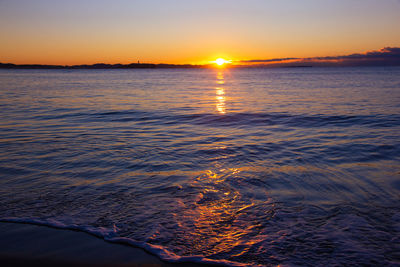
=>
[0,68,399,266]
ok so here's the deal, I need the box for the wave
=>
[2,200,399,266]
[33,109,400,129]
[0,218,253,267]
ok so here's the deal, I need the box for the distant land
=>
[0,62,206,69]
[0,62,314,69]
[1,47,400,69]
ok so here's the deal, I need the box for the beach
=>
[0,222,205,267]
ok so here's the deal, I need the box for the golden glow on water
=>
[173,168,274,256]
[216,71,226,114]
[188,169,252,254]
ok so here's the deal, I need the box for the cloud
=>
[237,47,400,67]
[239,57,300,63]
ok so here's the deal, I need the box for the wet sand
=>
[0,222,207,267]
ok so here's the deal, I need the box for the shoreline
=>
[0,222,209,267]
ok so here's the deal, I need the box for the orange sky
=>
[1,0,400,65]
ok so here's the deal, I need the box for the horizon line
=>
[1,47,400,69]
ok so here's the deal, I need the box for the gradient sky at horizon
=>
[1,0,400,65]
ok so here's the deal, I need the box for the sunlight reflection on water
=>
[216,71,226,114]
[174,168,274,258]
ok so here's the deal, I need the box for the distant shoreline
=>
[2,62,400,70]
[0,62,208,69]
[0,62,317,69]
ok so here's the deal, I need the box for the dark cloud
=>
[313,47,400,60]
[238,47,400,67]
[238,57,300,63]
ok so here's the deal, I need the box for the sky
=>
[0,0,400,65]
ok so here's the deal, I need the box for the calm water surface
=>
[0,67,399,266]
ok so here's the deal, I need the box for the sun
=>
[216,58,226,65]
[215,58,231,66]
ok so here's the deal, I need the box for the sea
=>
[0,67,399,266]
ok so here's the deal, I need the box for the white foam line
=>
[0,217,259,267]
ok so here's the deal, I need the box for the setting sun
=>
[215,58,230,66]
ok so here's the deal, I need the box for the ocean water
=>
[0,67,399,266]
